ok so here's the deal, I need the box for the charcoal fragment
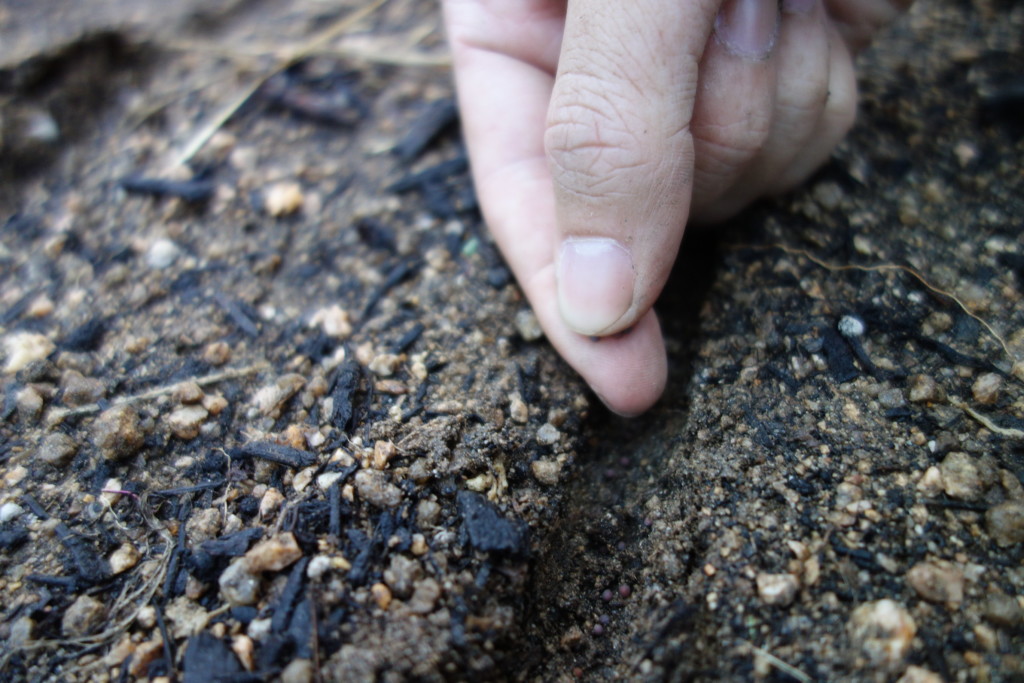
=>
[182,631,244,683]
[458,491,527,555]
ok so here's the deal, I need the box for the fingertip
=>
[577,311,668,417]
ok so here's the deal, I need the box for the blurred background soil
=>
[1,0,1022,681]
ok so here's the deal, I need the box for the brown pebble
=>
[62,594,105,637]
[172,381,204,404]
[908,374,944,403]
[983,594,1023,627]
[259,488,285,520]
[372,440,397,470]
[986,501,1024,547]
[245,532,303,572]
[906,561,964,604]
[60,370,105,406]
[371,582,392,610]
[971,372,1002,405]
[202,341,231,366]
[16,386,44,421]
[93,404,145,460]
[129,637,165,678]
[231,634,255,671]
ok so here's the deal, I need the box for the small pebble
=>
[906,561,964,604]
[939,451,984,501]
[231,634,255,672]
[61,370,105,406]
[93,404,145,460]
[264,181,304,216]
[509,394,529,424]
[971,372,1002,405]
[280,659,314,683]
[514,310,544,341]
[0,502,25,522]
[372,440,396,470]
[601,589,614,602]
[907,374,943,404]
[536,423,560,446]
[756,573,799,607]
[259,487,285,520]
[848,599,916,670]
[354,469,403,508]
[838,314,866,338]
[368,353,403,377]
[986,501,1024,547]
[531,459,561,486]
[618,584,632,599]
[172,381,204,404]
[371,582,393,610]
[310,305,352,339]
[109,542,142,574]
[245,532,303,572]
[146,238,180,269]
[220,561,261,606]
[3,332,55,373]
[896,666,945,683]
[982,594,1023,627]
[62,594,105,637]
[16,386,44,421]
[406,578,442,614]
[167,405,208,440]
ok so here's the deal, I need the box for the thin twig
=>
[740,640,813,683]
[738,243,1017,363]
[172,0,389,166]
[46,362,267,422]
[949,397,1024,439]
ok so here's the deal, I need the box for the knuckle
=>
[544,77,653,197]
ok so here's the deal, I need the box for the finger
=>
[695,0,838,216]
[544,0,721,337]
[688,0,782,220]
[444,0,668,414]
[764,16,856,193]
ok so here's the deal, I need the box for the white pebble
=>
[837,314,865,338]
[0,502,25,522]
[146,238,181,269]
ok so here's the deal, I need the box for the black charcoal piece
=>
[229,442,316,469]
[182,631,244,683]
[458,491,527,555]
[61,316,108,351]
[821,326,859,383]
[392,98,458,162]
[201,528,264,557]
[330,362,360,431]
[121,176,215,203]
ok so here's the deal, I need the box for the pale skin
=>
[443,0,914,415]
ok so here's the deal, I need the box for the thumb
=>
[544,0,719,337]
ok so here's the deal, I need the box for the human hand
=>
[443,0,912,415]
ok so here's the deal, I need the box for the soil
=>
[1,1,1022,681]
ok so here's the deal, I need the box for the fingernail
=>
[557,237,634,336]
[715,0,780,60]
[782,0,816,15]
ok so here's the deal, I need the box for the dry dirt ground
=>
[1,0,1022,681]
